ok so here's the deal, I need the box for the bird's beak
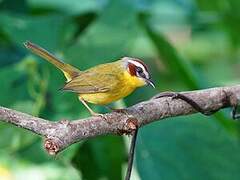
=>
[146,79,155,88]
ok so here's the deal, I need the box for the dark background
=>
[0,0,240,179]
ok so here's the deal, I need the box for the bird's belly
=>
[79,86,136,105]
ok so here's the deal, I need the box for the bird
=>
[24,41,155,116]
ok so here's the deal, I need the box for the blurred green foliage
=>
[0,0,240,179]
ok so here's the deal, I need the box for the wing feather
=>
[61,71,119,94]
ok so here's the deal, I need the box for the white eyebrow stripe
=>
[128,59,145,70]
[128,59,149,79]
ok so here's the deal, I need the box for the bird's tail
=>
[24,41,81,82]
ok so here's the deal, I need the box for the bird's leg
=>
[79,97,104,117]
[153,92,219,116]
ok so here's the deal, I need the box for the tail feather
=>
[24,41,81,81]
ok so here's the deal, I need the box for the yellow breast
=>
[80,70,146,105]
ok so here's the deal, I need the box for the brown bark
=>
[0,85,239,154]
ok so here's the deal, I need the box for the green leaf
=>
[0,63,39,153]
[0,46,25,67]
[140,14,204,89]
[72,136,125,180]
[0,13,72,50]
[65,0,140,68]
[0,0,28,13]
[0,63,29,107]
[28,0,105,15]
[0,122,37,153]
[136,115,240,180]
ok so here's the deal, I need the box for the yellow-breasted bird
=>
[24,41,155,116]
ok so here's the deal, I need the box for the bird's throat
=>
[123,71,146,88]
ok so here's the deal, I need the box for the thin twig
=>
[125,128,139,180]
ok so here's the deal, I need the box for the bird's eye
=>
[136,67,146,78]
[136,67,143,73]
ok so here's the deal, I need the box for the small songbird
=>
[24,41,155,116]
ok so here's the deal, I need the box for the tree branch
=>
[0,85,240,154]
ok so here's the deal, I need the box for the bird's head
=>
[122,57,155,88]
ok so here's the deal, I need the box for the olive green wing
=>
[61,71,120,94]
